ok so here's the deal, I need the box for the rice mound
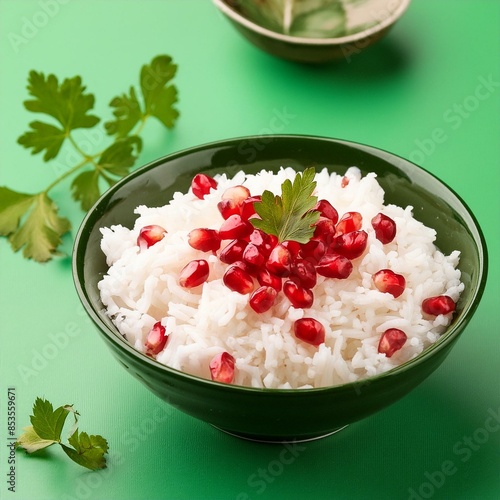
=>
[98,167,463,389]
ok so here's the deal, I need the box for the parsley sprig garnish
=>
[251,167,320,243]
[16,397,109,471]
[0,55,179,262]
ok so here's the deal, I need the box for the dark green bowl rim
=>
[72,134,488,396]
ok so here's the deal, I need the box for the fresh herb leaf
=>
[1,190,70,262]
[30,397,71,441]
[3,54,179,262]
[17,397,108,471]
[17,121,66,161]
[62,430,109,471]
[105,86,142,137]
[252,167,320,243]
[16,426,59,454]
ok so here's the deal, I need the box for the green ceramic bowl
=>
[73,135,487,442]
[212,0,412,63]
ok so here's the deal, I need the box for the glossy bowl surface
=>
[73,135,487,442]
[212,0,412,63]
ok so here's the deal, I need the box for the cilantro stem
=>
[43,157,91,195]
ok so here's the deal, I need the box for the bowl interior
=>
[214,0,411,43]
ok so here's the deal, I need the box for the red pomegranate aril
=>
[243,243,266,268]
[249,229,275,257]
[372,269,406,298]
[179,259,209,288]
[300,239,326,264]
[219,239,248,264]
[257,268,282,292]
[219,214,253,240]
[137,225,167,250]
[266,243,293,277]
[283,280,314,309]
[422,295,456,316]
[316,254,353,279]
[341,176,350,188]
[281,240,301,259]
[223,264,254,294]
[336,211,362,235]
[315,199,339,224]
[313,217,337,244]
[333,230,368,260]
[209,352,235,384]
[372,213,397,244]
[294,318,325,346]
[188,228,221,253]
[221,185,251,206]
[378,328,407,357]
[217,199,240,219]
[249,286,278,313]
[191,173,217,199]
[145,321,168,356]
[241,195,261,220]
[290,259,317,289]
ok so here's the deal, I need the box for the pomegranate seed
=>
[179,259,209,288]
[243,243,266,268]
[371,213,397,244]
[313,217,336,244]
[188,228,221,253]
[283,280,314,309]
[256,268,282,291]
[281,240,301,259]
[266,243,293,277]
[217,199,240,219]
[249,229,275,257]
[341,176,350,188]
[241,195,261,220]
[209,352,235,384]
[378,328,407,357]
[290,259,317,289]
[294,318,325,346]
[316,254,353,279]
[219,239,248,264]
[300,239,326,264]
[336,211,362,234]
[249,286,278,313]
[314,199,338,224]
[422,295,456,316]
[191,173,217,199]
[334,230,368,259]
[221,185,251,206]
[223,263,254,294]
[372,269,406,298]
[145,321,168,356]
[137,225,167,250]
[219,214,253,240]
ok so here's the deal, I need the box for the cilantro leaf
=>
[252,167,320,243]
[140,55,177,116]
[7,193,71,262]
[62,430,109,471]
[105,86,142,138]
[97,136,142,176]
[17,397,109,471]
[16,426,58,454]
[17,121,66,161]
[0,187,34,235]
[71,170,101,211]
[29,397,70,441]
[23,71,100,131]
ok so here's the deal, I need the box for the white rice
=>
[98,167,464,389]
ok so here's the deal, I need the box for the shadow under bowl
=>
[73,135,487,442]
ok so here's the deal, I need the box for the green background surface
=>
[0,1,499,499]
